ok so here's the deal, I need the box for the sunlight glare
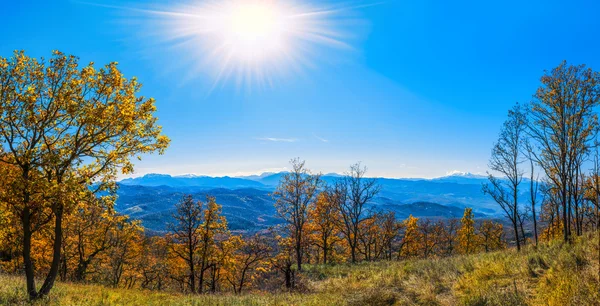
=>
[138,0,360,90]
[220,2,289,61]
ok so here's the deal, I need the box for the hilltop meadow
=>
[1,234,599,306]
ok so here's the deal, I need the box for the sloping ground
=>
[2,235,599,305]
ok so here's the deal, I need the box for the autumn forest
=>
[1,51,600,305]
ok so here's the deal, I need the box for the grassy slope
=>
[2,235,599,306]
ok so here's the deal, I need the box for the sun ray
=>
[111,0,368,92]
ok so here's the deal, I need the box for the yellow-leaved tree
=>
[307,190,342,264]
[399,215,420,259]
[457,208,478,254]
[224,234,271,294]
[0,50,169,300]
[197,196,228,293]
[477,220,505,252]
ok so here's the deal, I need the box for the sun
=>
[135,0,359,90]
[216,1,291,62]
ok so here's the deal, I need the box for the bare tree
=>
[273,158,321,271]
[483,103,527,251]
[523,140,541,246]
[334,162,381,263]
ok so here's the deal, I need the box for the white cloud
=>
[313,134,329,143]
[256,137,297,143]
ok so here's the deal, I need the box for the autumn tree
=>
[167,195,203,294]
[197,196,227,293]
[139,236,170,291]
[0,162,21,270]
[398,215,420,259]
[439,219,459,256]
[477,220,505,252]
[62,196,117,282]
[356,212,402,261]
[528,61,600,243]
[483,103,527,251]
[374,211,402,260]
[270,234,297,289]
[307,191,341,264]
[207,234,239,293]
[418,219,445,258]
[104,216,143,289]
[0,51,169,299]
[457,208,478,254]
[273,158,321,271]
[335,163,380,263]
[539,184,564,241]
[224,234,271,294]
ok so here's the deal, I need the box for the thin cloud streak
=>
[313,134,329,142]
[256,137,298,143]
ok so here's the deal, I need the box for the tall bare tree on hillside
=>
[334,163,381,263]
[273,158,321,271]
[483,104,527,251]
[523,139,541,246]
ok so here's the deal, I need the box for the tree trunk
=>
[513,182,521,252]
[519,216,527,247]
[562,185,569,243]
[198,262,205,294]
[296,234,302,271]
[530,159,538,247]
[238,268,247,294]
[513,219,521,252]
[38,204,64,297]
[189,250,195,294]
[21,208,37,300]
[284,266,292,289]
[210,265,217,293]
[567,194,573,242]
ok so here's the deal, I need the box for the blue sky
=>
[1,0,599,178]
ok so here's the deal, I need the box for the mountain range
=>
[114,171,533,233]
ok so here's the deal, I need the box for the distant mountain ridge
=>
[120,171,493,188]
[113,185,493,234]
[119,173,268,189]
[115,185,279,234]
[117,172,526,217]
[113,171,534,232]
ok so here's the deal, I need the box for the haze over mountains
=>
[115,171,530,234]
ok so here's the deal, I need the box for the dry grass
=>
[2,234,599,305]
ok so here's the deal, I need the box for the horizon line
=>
[118,170,489,181]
